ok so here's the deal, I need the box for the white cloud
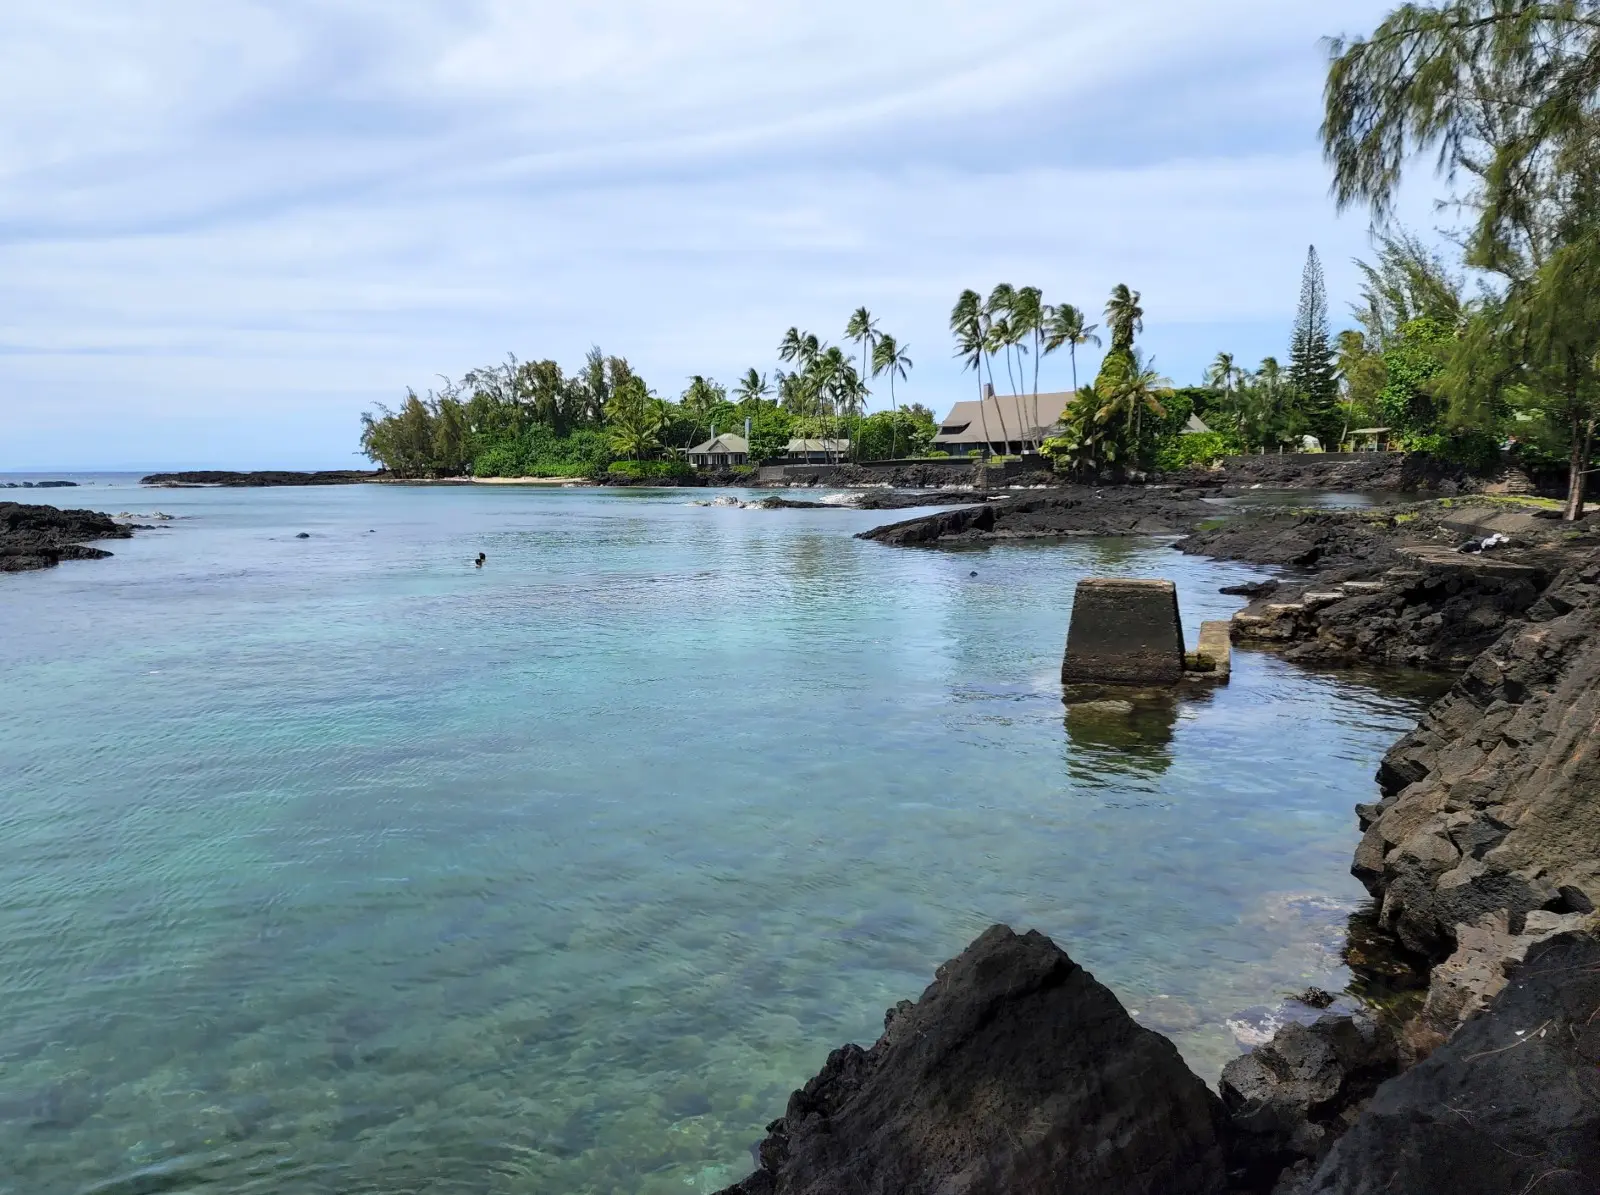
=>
[0,0,1411,468]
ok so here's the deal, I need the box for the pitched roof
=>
[934,391,1074,444]
[687,433,748,454]
[785,439,850,451]
[1182,413,1213,435]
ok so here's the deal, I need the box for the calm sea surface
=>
[0,477,1441,1194]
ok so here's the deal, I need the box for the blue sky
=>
[1,0,1420,470]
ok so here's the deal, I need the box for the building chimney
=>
[982,382,995,400]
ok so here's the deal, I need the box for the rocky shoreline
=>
[0,502,135,572]
[141,469,381,486]
[718,495,1600,1194]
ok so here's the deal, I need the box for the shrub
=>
[603,459,695,483]
[1156,431,1237,470]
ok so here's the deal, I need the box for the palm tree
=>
[1207,352,1237,393]
[681,375,724,447]
[872,334,913,458]
[1042,302,1101,436]
[845,307,880,413]
[1011,287,1045,447]
[605,378,666,460]
[734,368,771,407]
[986,284,1021,398]
[1104,284,1144,355]
[1093,350,1173,460]
[951,290,997,457]
[778,327,820,371]
[979,287,1018,452]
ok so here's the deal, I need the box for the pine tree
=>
[1287,246,1340,445]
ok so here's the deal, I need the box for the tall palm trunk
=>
[983,353,1012,453]
[890,374,900,460]
[974,371,994,460]
[1565,408,1593,521]
[1031,329,1042,451]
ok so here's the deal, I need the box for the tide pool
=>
[0,479,1440,1194]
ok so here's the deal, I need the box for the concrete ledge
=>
[1061,579,1185,686]
[1187,620,1232,683]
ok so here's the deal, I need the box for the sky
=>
[0,0,1427,470]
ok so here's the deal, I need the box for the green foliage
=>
[1287,246,1340,441]
[603,459,695,482]
[1378,317,1454,445]
[852,409,936,461]
[471,425,613,478]
[604,377,667,460]
[744,407,796,465]
[1156,431,1238,470]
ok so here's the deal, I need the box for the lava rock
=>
[716,925,1230,1195]
[140,470,379,486]
[1221,580,1280,598]
[1303,932,1600,1194]
[0,502,132,573]
[1220,1014,1398,1189]
[1359,563,1600,955]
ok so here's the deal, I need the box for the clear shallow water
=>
[0,478,1444,1195]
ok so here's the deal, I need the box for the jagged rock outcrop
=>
[1230,547,1552,670]
[716,925,1231,1195]
[1301,931,1600,1195]
[1356,560,1600,956]
[0,501,132,572]
[1220,1014,1399,1191]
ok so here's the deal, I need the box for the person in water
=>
[475,552,486,568]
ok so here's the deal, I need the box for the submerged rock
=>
[716,925,1230,1195]
[1302,932,1600,1194]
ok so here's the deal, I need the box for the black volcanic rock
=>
[1302,932,1600,1194]
[857,489,1214,546]
[1220,1014,1398,1189]
[140,470,379,486]
[1177,511,1401,571]
[716,925,1230,1195]
[0,502,132,572]
[1357,560,1600,956]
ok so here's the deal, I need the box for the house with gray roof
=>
[784,438,850,464]
[933,386,1074,456]
[686,433,749,469]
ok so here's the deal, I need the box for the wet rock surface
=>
[715,925,1231,1195]
[0,502,132,572]
[1301,932,1600,1195]
[1221,1014,1399,1192]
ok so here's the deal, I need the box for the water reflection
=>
[1063,693,1184,780]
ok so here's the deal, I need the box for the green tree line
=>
[359,321,939,479]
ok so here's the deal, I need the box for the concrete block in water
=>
[1192,620,1231,683]
[1061,579,1185,686]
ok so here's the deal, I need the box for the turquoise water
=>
[0,479,1440,1194]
